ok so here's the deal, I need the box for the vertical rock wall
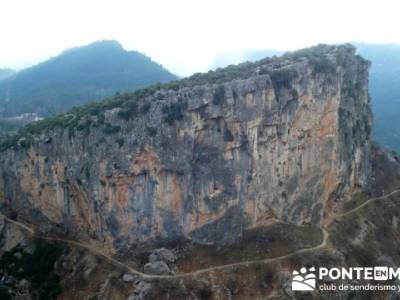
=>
[0,44,372,247]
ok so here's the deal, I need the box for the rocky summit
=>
[1,44,398,299]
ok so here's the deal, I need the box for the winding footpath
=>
[4,188,400,280]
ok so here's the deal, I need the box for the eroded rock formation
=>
[0,44,372,249]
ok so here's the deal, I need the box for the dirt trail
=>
[4,188,400,280]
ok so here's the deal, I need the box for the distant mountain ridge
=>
[0,68,15,81]
[0,40,177,117]
[355,43,400,152]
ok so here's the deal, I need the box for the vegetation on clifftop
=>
[0,44,354,152]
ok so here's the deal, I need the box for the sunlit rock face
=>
[0,44,372,248]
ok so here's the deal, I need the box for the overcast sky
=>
[1,0,400,76]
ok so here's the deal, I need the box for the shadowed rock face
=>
[0,44,372,248]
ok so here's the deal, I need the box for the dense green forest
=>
[0,40,177,118]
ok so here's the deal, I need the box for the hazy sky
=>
[1,0,400,76]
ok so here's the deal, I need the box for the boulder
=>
[122,273,137,282]
[148,248,176,264]
[127,281,152,300]
[143,261,172,275]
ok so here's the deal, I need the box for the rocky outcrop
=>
[148,248,176,264]
[0,44,372,249]
[144,248,176,275]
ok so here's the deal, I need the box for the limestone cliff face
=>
[0,45,372,247]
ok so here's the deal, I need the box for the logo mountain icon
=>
[292,267,316,291]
